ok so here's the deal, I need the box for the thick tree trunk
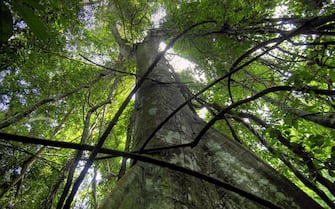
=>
[101,31,323,209]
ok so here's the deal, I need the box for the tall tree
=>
[1,0,335,209]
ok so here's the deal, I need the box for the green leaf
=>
[13,0,49,42]
[309,134,324,147]
[0,1,13,43]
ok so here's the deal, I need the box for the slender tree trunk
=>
[101,31,323,209]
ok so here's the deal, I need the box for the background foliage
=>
[0,0,335,208]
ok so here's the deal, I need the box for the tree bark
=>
[100,31,323,209]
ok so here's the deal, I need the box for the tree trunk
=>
[100,31,323,209]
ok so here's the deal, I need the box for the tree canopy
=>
[1,0,335,208]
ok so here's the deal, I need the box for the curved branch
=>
[238,82,335,129]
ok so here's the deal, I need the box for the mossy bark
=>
[101,31,323,209]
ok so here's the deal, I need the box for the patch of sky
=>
[64,4,99,59]
[16,94,27,106]
[24,123,32,132]
[16,20,27,29]
[151,4,166,28]
[159,42,206,82]
[273,4,289,18]
[31,88,39,94]
[8,21,28,41]
[79,4,98,30]
[158,42,208,118]
[74,161,102,208]
[18,79,30,87]
[273,4,295,31]
[0,70,10,112]
[0,95,10,111]
[197,107,208,119]
[158,42,195,71]
[0,69,10,83]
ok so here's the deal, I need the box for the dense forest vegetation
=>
[1,0,335,208]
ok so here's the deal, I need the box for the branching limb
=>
[117,109,135,180]
[222,116,242,143]
[237,82,335,129]
[140,86,335,154]
[80,54,187,85]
